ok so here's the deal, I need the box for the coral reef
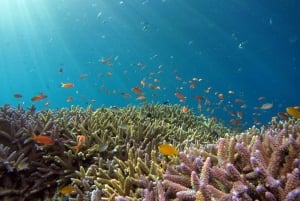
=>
[0,104,226,200]
[1,103,299,201]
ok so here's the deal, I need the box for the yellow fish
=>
[286,106,300,119]
[158,144,178,156]
[60,185,74,195]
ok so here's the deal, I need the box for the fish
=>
[260,102,273,110]
[61,82,74,88]
[31,93,47,102]
[174,92,185,100]
[286,106,300,119]
[136,95,147,101]
[182,106,188,113]
[277,112,289,120]
[194,95,205,101]
[79,74,88,79]
[121,92,131,98]
[235,99,244,103]
[101,56,111,64]
[32,135,54,145]
[131,87,143,94]
[74,135,86,151]
[66,96,73,102]
[44,101,51,107]
[158,144,178,156]
[13,93,23,98]
[60,185,74,195]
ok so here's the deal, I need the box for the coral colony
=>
[0,104,299,201]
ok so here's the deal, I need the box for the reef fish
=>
[260,102,273,110]
[61,82,74,88]
[32,135,54,145]
[286,106,300,119]
[158,144,178,156]
[60,185,74,195]
[31,93,47,101]
[74,135,86,151]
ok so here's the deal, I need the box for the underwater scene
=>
[0,0,299,200]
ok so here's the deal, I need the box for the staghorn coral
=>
[0,103,226,201]
[157,120,300,201]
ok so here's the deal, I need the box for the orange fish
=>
[74,135,86,151]
[31,93,47,102]
[286,106,300,119]
[61,82,74,88]
[158,144,178,156]
[66,96,73,102]
[189,82,196,89]
[235,99,244,104]
[174,92,185,100]
[60,185,74,195]
[182,106,189,113]
[131,87,143,94]
[32,135,54,145]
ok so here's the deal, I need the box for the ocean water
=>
[0,0,299,130]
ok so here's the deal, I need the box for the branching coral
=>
[0,104,226,200]
[157,120,300,201]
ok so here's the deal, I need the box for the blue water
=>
[0,0,299,130]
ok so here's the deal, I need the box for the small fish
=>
[158,144,178,156]
[277,112,289,120]
[260,102,273,110]
[182,106,188,113]
[131,87,143,94]
[194,95,205,101]
[79,74,88,79]
[58,67,63,73]
[44,101,51,107]
[13,93,23,98]
[74,135,86,151]
[174,92,185,100]
[61,82,74,88]
[136,95,147,101]
[60,185,74,196]
[32,135,54,145]
[189,82,196,89]
[237,111,243,119]
[235,99,244,103]
[218,93,224,100]
[121,92,131,98]
[31,93,47,101]
[286,106,300,119]
[66,96,73,102]
[101,56,111,64]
